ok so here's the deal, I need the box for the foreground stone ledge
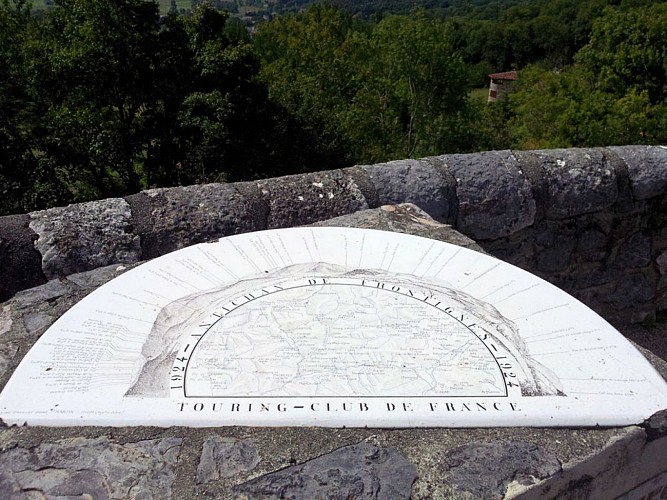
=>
[0,420,665,499]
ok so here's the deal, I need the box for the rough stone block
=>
[234,442,417,499]
[537,237,576,273]
[609,145,667,200]
[342,166,380,209]
[0,214,46,302]
[65,263,135,290]
[311,204,487,254]
[12,279,72,308]
[258,170,369,229]
[29,199,141,279]
[518,148,619,220]
[577,228,609,253]
[361,159,455,223]
[657,250,667,275]
[126,182,267,259]
[442,441,561,499]
[196,436,259,484]
[0,340,18,379]
[614,232,652,269]
[0,437,181,498]
[0,304,11,336]
[608,274,654,309]
[437,150,536,239]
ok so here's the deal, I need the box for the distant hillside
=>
[331,0,529,18]
[31,0,531,20]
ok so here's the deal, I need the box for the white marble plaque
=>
[1,227,667,427]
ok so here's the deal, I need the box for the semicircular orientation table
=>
[2,227,666,427]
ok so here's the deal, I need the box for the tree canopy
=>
[1,0,666,215]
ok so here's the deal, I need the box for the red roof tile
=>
[489,71,518,81]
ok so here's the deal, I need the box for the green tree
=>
[343,14,474,161]
[576,3,667,105]
[500,63,661,150]
[255,6,476,164]
[27,0,163,200]
[0,0,44,214]
[254,4,360,164]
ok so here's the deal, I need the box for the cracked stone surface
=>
[196,436,259,484]
[441,440,561,499]
[362,159,454,223]
[0,436,182,499]
[29,198,141,279]
[311,204,486,254]
[440,150,536,239]
[0,304,12,336]
[609,145,667,200]
[234,442,417,499]
[257,170,369,229]
[126,182,268,259]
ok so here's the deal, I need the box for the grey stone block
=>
[608,274,654,309]
[361,159,454,223]
[442,441,561,499]
[0,437,181,498]
[66,263,135,290]
[12,279,72,308]
[643,409,667,442]
[537,237,576,273]
[0,340,18,379]
[0,214,46,302]
[657,250,667,275]
[29,198,141,279]
[609,145,667,200]
[343,166,380,209]
[22,311,56,335]
[518,148,619,220]
[234,442,417,499]
[438,150,536,239]
[196,436,259,484]
[614,232,652,269]
[311,204,487,254]
[126,182,267,259]
[258,170,368,229]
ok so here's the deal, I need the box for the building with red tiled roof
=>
[488,70,518,102]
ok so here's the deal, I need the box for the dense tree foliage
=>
[1,0,666,215]
[498,2,667,149]
[0,0,338,213]
[255,6,477,163]
[0,0,39,213]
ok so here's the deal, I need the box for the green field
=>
[470,87,490,103]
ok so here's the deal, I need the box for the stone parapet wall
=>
[1,145,666,322]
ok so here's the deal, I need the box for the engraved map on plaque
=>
[1,227,666,427]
